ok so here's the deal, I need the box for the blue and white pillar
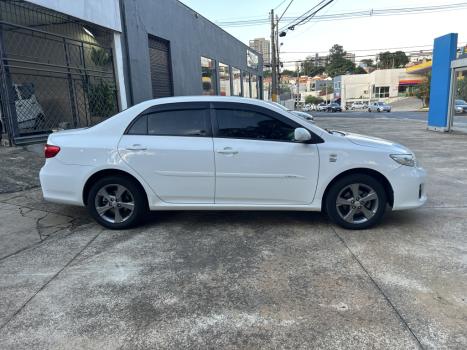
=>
[427,33,458,131]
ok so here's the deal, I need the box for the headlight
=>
[390,154,416,167]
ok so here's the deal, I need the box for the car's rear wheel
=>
[325,174,387,230]
[368,108,371,112]
[87,175,147,229]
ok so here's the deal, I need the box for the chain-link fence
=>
[0,0,118,144]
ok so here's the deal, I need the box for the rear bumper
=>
[389,165,427,210]
[39,158,92,206]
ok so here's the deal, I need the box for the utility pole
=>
[270,9,277,102]
[275,14,280,95]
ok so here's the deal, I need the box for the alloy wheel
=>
[335,183,379,224]
[94,184,135,224]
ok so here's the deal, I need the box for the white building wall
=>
[340,69,425,105]
[26,0,122,32]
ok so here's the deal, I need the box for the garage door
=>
[148,35,173,98]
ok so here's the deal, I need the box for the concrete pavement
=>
[0,117,466,349]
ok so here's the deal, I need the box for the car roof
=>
[142,95,266,107]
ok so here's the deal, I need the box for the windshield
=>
[456,100,466,105]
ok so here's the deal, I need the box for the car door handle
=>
[126,144,147,151]
[216,147,238,155]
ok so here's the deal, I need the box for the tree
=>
[305,95,323,105]
[415,72,431,107]
[354,66,367,74]
[360,58,374,68]
[325,44,356,77]
[457,76,467,101]
[281,69,296,76]
[300,57,325,77]
[377,51,409,69]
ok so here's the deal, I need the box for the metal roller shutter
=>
[148,35,173,98]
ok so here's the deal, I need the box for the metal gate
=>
[148,35,173,99]
[0,1,118,144]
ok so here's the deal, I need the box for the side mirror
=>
[294,127,312,142]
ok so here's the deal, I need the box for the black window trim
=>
[124,102,213,137]
[210,102,323,144]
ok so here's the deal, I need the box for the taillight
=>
[44,144,60,158]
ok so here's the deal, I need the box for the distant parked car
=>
[350,101,367,110]
[454,99,467,114]
[317,103,328,111]
[326,103,342,112]
[292,110,314,122]
[368,102,391,113]
[302,105,312,112]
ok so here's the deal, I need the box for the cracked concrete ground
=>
[0,117,466,349]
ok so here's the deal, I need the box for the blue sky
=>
[179,0,467,68]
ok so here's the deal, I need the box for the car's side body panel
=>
[213,138,319,205]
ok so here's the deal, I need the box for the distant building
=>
[333,68,425,107]
[249,38,271,67]
[408,52,433,63]
[309,54,328,68]
[345,52,356,63]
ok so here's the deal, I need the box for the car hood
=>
[344,132,412,153]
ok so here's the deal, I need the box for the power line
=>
[279,0,328,31]
[216,2,467,27]
[274,0,288,10]
[278,0,295,22]
[278,42,466,58]
[283,0,336,32]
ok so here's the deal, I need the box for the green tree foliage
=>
[377,51,409,69]
[89,80,117,118]
[305,95,323,105]
[360,58,374,67]
[415,72,431,107]
[354,66,367,74]
[281,69,297,76]
[300,57,326,77]
[325,44,356,77]
[457,76,467,101]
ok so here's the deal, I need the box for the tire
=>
[377,108,381,113]
[325,174,387,230]
[368,108,371,112]
[87,175,148,229]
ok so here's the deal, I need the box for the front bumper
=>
[389,165,427,210]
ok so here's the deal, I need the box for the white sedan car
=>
[40,96,426,230]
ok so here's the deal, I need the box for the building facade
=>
[0,0,263,145]
[333,68,425,107]
[249,38,270,67]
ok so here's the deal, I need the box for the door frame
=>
[448,58,467,131]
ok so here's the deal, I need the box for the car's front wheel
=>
[87,175,147,229]
[325,174,387,230]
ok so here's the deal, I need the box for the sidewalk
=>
[0,144,44,194]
